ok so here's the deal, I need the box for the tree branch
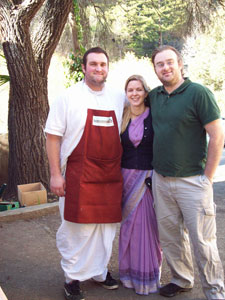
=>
[32,0,73,76]
[0,0,11,8]
[18,0,45,24]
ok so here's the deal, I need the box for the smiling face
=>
[154,49,184,91]
[126,79,147,109]
[82,52,109,91]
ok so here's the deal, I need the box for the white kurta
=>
[45,80,125,173]
[45,81,125,282]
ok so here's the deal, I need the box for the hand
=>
[204,174,213,184]
[50,174,66,197]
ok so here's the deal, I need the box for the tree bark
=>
[68,8,81,53]
[0,0,73,198]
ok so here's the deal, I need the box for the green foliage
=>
[0,75,10,86]
[63,0,86,87]
[74,0,83,42]
[79,0,185,57]
[63,0,225,88]
[76,0,224,59]
[0,54,10,86]
[121,0,208,57]
[78,1,123,59]
[183,8,225,115]
[63,48,85,87]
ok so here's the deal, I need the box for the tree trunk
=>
[69,9,81,53]
[5,43,50,195]
[0,0,73,198]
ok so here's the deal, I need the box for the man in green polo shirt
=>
[149,45,225,300]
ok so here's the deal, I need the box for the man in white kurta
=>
[45,47,125,300]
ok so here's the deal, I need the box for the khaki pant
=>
[152,171,225,300]
[0,287,8,300]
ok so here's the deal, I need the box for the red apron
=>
[64,109,123,223]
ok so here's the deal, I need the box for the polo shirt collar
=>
[157,78,192,95]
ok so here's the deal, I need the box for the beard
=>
[158,72,182,88]
[85,73,107,87]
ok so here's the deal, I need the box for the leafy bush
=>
[63,48,85,87]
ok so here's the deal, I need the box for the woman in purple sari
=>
[119,75,162,295]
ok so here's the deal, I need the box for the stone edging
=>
[0,202,59,222]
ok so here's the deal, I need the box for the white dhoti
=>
[56,198,117,282]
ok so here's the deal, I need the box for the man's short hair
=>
[82,47,109,68]
[151,45,183,65]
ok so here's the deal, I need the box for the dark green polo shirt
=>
[149,79,220,177]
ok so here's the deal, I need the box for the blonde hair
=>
[121,75,150,133]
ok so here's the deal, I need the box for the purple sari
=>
[119,108,162,295]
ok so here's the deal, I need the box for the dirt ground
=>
[0,150,225,300]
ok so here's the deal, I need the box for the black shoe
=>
[64,280,85,300]
[97,272,119,290]
[159,283,192,297]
